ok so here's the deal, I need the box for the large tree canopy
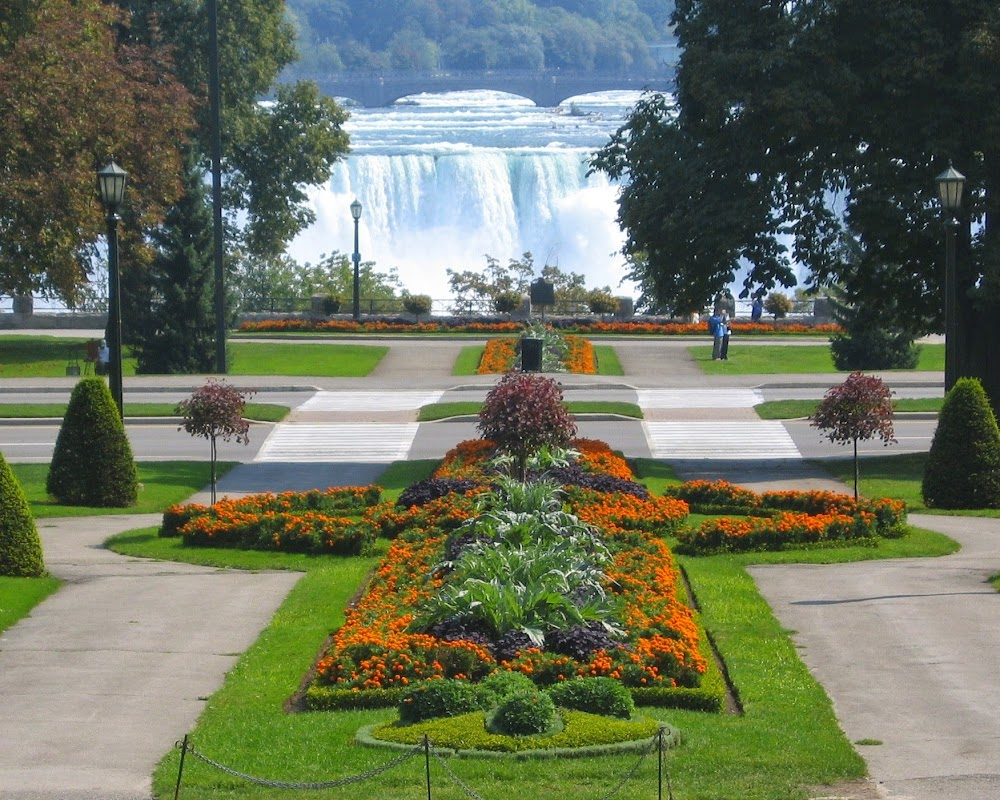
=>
[0,0,193,302]
[593,0,1000,402]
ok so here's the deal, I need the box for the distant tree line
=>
[283,0,676,77]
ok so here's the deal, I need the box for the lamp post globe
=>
[350,199,362,321]
[935,163,965,393]
[97,160,127,419]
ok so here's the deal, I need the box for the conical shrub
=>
[922,377,1000,509]
[46,377,138,507]
[0,451,45,577]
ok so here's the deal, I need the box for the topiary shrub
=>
[398,679,483,724]
[763,292,793,319]
[403,294,433,321]
[547,677,635,719]
[922,377,1000,509]
[46,377,138,507]
[587,290,619,317]
[493,290,523,316]
[0,451,45,577]
[487,690,557,736]
[475,670,537,708]
[829,300,919,370]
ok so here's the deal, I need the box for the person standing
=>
[751,296,763,322]
[708,311,723,360]
[97,339,110,375]
[719,311,731,360]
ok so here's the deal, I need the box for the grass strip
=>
[417,401,643,422]
[12,461,236,518]
[593,345,624,375]
[0,336,387,378]
[756,397,942,420]
[0,577,61,634]
[691,343,944,374]
[0,402,288,421]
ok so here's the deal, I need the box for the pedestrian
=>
[708,310,723,360]
[719,311,731,359]
[97,339,110,375]
[751,296,763,322]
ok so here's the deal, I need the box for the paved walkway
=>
[2,335,997,799]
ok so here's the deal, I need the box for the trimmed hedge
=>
[922,377,1000,509]
[488,690,557,736]
[46,377,138,507]
[0,451,45,577]
[547,676,635,719]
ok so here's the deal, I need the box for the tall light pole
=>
[351,198,363,320]
[936,164,965,393]
[97,161,127,419]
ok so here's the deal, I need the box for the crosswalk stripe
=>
[637,389,763,409]
[643,421,801,459]
[297,391,443,412]
[255,423,419,463]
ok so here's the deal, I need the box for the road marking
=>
[643,420,801,459]
[297,391,444,412]
[637,388,764,409]
[255,423,419,463]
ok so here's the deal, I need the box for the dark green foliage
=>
[922,378,1000,509]
[398,679,483,724]
[830,299,920,371]
[46,378,138,507]
[322,293,343,314]
[403,294,433,320]
[475,670,537,708]
[548,677,635,719]
[488,690,557,736]
[126,149,217,375]
[0,451,45,577]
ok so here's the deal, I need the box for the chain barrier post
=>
[424,735,433,800]
[174,735,188,800]
[657,727,663,800]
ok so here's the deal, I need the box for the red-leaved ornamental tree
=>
[177,379,255,503]
[477,371,577,480]
[811,372,896,500]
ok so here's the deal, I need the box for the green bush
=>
[46,377,138,507]
[488,690,557,736]
[0,451,45,577]
[493,290,523,315]
[398,679,483,724]
[403,294,433,320]
[547,677,635,719]
[322,293,343,315]
[476,670,537,707]
[587,290,619,316]
[922,377,1000,509]
[763,292,793,318]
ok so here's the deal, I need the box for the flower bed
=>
[159,486,384,555]
[238,317,840,336]
[668,480,907,554]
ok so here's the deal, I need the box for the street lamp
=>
[935,163,965,392]
[350,198,363,320]
[97,160,127,419]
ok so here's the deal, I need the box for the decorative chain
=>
[177,738,424,791]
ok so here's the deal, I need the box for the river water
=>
[288,89,647,301]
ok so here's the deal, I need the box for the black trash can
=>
[520,337,543,372]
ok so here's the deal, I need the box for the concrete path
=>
[0,516,300,800]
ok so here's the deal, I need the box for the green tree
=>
[47,378,139,507]
[0,452,45,578]
[0,0,194,303]
[922,377,1000,509]
[592,0,1000,409]
[127,150,218,374]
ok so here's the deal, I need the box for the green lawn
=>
[692,343,944,374]
[11,461,236,518]
[756,397,942,420]
[0,336,387,378]
[0,402,288,421]
[0,577,61,634]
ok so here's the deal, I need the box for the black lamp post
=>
[935,164,965,393]
[350,198,363,320]
[97,160,127,419]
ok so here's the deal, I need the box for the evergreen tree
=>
[126,150,218,374]
[922,377,1000,509]
[0,451,45,577]
[47,378,139,508]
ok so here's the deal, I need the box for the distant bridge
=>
[312,70,675,108]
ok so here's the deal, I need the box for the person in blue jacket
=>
[708,311,723,360]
